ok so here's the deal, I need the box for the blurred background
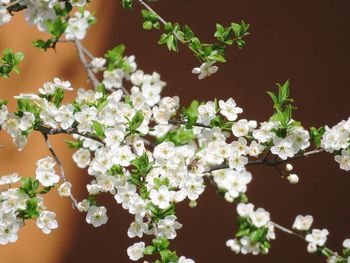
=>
[0,0,349,262]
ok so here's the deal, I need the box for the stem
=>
[74,40,99,89]
[271,221,345,260]
[36,125,105,145]
[208,149,325,173]
[42,133,78,209]
[136,0,186,44]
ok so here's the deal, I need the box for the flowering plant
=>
[0,1,349,262]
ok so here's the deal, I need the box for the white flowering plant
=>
[0,0,350,262]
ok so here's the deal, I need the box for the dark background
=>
[0,0,349,262]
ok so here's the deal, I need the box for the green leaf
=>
[152,237,170,251]
[92,120,105,138]
[0,48,24,78]
[121,0,133,9]
[157,127,196,146]
[65,139,83,149]
[129,110,144,133]
[144,246,156,255]
[182,100,199,129]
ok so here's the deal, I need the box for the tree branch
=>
[36,125,105,145]
[42,133,78,209]
[208,149,325,173]
[74,40,99,89]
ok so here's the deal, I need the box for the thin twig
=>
[81,46,95,60]
[271,221,344,260]
[207,149,325,173]
[136,0,184,43]
[74,39,99,89]
[36,125,105,145]
[42,133,78,209]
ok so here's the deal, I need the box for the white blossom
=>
[36,211,58,234]
[192,61,218,80]
[127,242,145,261]
[86,206,108,227]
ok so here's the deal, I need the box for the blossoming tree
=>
[0,0,349,262]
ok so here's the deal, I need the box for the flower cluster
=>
[226,203,275,255]
[0,2,349,261]
[0,158,58,245]
[321,118,350,171]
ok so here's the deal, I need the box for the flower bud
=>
[285,163,293,172]
[287,174,299,184]
[189,200,197,208]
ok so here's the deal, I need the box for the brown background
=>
[0,0,349,262]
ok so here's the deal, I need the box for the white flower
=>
[127,242,145,261]
[36,211,58,234]
[90,57,106,73]
[232,119,250,137]
[69,0,87,6]
[153,141,175,160]
[72,148,91,168]
[39,81,56,95]
[178,256,195,263]
[141,82,162,107]
[0,104,8,126]
[197,101,216,126]
[53,78,73,91]
[287,173,299,184]
[305,228,329,247]
[112,145,135,167]
[335,150,350,171]
[192,61,218,80]
[270,137,295,160]
[149,185,172,209]
[114,184,137,209]
[103,69,124,89]
[240,236,260,255]
[19,112,35,131]
[0,224,19,245]
[253,121,278,143]
[228,154,248,171]
[156,215,182,239]
[86,206,108,227]
[181,174,205,201]
[219,98,243,121]
[237,203,254,217]
[65,11,90,40]
[226,239,241,254]
[77,199,90,212]
[127,220,147,238]
[293,215,313,231]
[0,6,11,26]
[343,239,350,249]
[0,173,20,185]
[55,104,75,130]
[35,157,60,187]
[57,182,72,197]
[250,208,270,228]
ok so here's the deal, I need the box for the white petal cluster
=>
[228,203,275,255]
[0,6,11,26]
[35,156,60,187]
[292,215,313,231]
[36,211,58,234]
[127,242,145,261]
[321,118,350,171]
[305,228,329,253]
[192,61,218,80]
[0,189,26,244]
[65,10,94,40]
